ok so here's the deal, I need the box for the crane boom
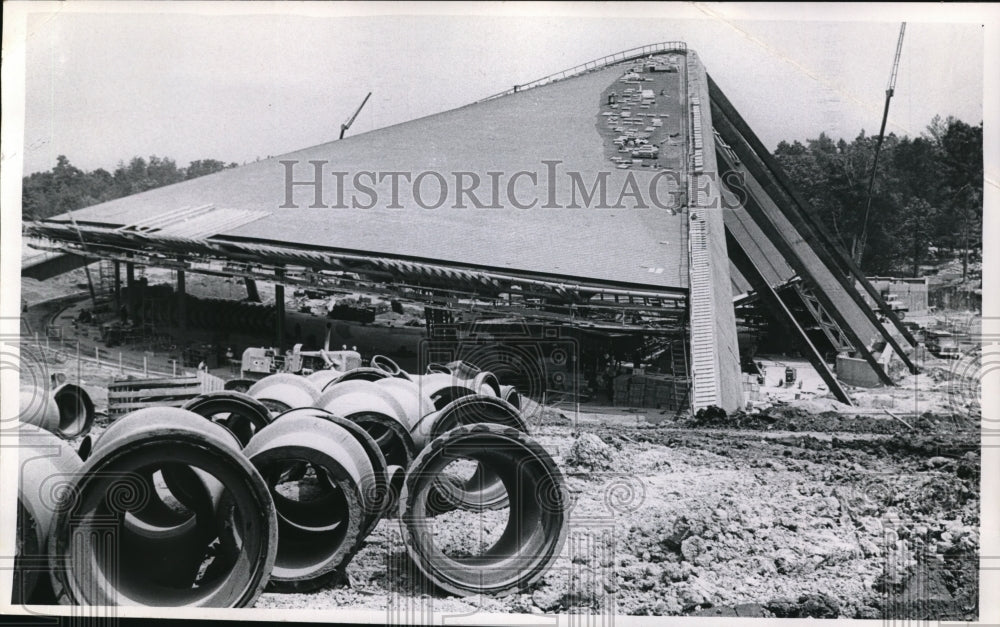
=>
[340,91,372,139]
[853,22,906,266]
[886,23,905,96]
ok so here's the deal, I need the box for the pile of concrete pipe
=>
[18,382,96,441]
[13,357,567,606]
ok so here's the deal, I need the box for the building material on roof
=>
[34,61,690,292]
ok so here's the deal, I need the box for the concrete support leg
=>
[137,275,147,324]
[113,261,121,310]
[177,270,186,330]
[126,261,136,321]
[244,278,261,303]
[275,278,285,352]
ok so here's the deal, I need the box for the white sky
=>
[19,5,985,174]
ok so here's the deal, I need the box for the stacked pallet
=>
[108,371,225,417]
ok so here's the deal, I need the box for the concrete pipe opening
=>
[244,412,375,592]
[14,424,84,604]
[472,372,502,397]
[48,407,277,608]
[19,384,95,440]
[328,367,392,385]
[399,424,567,597]
[500,385,522,410]
[413,395,529,512]
[183,391,274,447]
[369,354,411,380]
[410,373,477,411]
[317,382,417,468]
[274,407,389,527]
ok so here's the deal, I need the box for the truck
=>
[881,293,909,319]
[925,330,960,359]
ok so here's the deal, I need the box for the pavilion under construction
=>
[23,42,918,412]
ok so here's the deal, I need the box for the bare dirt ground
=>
[15,276,981,619]
[253,411,979,619]
[22,354,978,619]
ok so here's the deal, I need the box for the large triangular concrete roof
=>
[46,50,693,291]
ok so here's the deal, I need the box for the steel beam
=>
[791,282,853,353]
[708,75,918,352]
[716,148,894,386]
[726,228,853,405]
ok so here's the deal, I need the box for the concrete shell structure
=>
[24,42,916,412]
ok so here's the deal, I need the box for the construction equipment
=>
[854,22,906,266]
[340,91,372,140]
[240,324,363,380]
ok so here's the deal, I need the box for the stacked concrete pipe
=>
[13,423,85,603]
[243,408,379,592]
[21,356,565,605]
[18,383,95,440]
[247,373,322,414]
[48,407,278,607]
[398,423,568,596]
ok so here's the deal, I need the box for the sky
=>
[18,5,985,175]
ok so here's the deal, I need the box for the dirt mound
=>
[684,401,977,436]
[565,432,616,470]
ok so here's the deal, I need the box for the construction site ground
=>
[17,264,982,619]
[252,409,978,619]
[23,351,980,619]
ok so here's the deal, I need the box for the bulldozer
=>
[230,325,362,388]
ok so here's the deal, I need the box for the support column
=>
[126,259,136,321]
[137,275,147,324]
[244,278,261,303]
[726,228,852,405]
[177,270,186,330]
[113,261,121,310]
[275,272,285,352]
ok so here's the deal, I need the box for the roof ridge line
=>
[476,41,688,103]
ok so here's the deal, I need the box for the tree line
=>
[773,115,982,277]
[22,114,982,277]
[21,155,238,221]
